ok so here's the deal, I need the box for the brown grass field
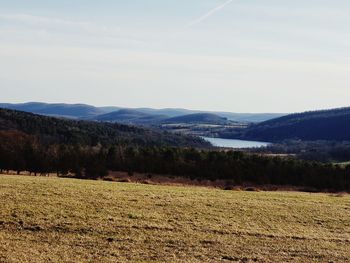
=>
[0,174,350,262]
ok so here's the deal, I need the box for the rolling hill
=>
[230,107,350,142]
[163,113,229,125]
[131,108,285,122]
[0,102,106,119]
[93,109,168,124]
[218,112,285,123]
[0,108,210,147]
[0,102,284,123]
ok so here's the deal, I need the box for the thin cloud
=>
[0,14,121,36]
[187,0,234,27]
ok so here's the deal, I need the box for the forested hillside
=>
[0,102,284,123]
[0,102,107,119]
[1,108,350,192]
[93,109,168,124]
[162,113,229,124]
[0,108,209,147]
[226,107,350,142]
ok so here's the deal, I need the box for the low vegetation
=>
[0,175,349,262]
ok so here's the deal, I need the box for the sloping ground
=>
[235,107,350,142]
[0,102,284,123]
[163,113,229,124]
[0,102,106,119]
[94,109,168,124]
[0,108,209,147]
[0,175,349,262]
[94,109,149,121]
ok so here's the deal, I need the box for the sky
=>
[1,0,350,113]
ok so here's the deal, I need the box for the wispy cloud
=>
[187,0,235,27]
[0,14,120,36]
[0,13,152,50]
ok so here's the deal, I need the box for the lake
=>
[202,137,270,149]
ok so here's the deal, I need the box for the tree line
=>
[249,140,350,163]
[1,131,350,192]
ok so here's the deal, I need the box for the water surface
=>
[202,137,270,149]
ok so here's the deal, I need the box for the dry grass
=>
[0,175,350,263]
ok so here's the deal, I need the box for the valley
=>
[2,1,349,262]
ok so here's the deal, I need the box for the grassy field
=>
[0,175,350,262]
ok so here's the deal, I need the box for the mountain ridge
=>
[227,107,350,142]
[162,113,229,125]
[0,108,210,148]
[0,102,284,123]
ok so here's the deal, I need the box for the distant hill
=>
[135,108,284,122]
[95,109,148,122]
[93,109,167,124]
[163,113,229,125]
[0,108,210,148]
[230,107,350,142]
[130,108,194,118]
[0,102,105,119]
[0,102,284,123]
[217,113,285,123]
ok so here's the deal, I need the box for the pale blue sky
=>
[1,0,350,112]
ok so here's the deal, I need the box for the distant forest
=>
[1,131,349,192]
[0,108,209,148]
[0,108,350,192]
[253,140,350,163]
[222,107,350,142]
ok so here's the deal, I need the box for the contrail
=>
[187,0,234,27]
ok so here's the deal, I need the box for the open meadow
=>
[0,175,350,262]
